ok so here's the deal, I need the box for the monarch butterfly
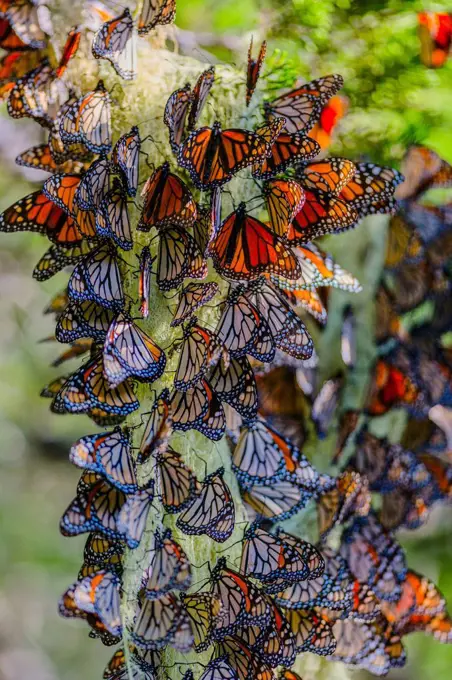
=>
[209,355,258,420]
[56,300,115,343]
[60,472,127,540]
[36,241,94,285]
[44,289,69,317]
[138,388,172,463]
[50,337,93,367]
[43,173,97,239]
[197,657,238,680]
[245,278,314,360]
[43,172,81,214]
[139,162,197,231]
[55,27,81,78]
[214,287,265,358]
[171,282,219,327]
[352,431,430,493]
[0,17,31,51]
[285,189,359,245]
[116,484,155,548]
[281,287,327,324]
[252,130,319,180]
[270,244,331,291]
[53,354,139,416]
[366,359,420,416]
[276,529,325,578]
[299,157,356,195]
[0,189,84,246]
[7,59,68,127]
[242,479,315,522]
[131,593,184,650]
[75,157,111,211]
[281,609,336,656]
[15,143,86,174]
[241,524,312,586]
[143,528,192,599]
[264,74,344,134]
[96,179,132,251]
[264,179,305,237]
[418,452,452,502]
[176,467,234,542]
[92,8,136,81]
[380,569,452,641]
[398,146,452,200]
[178,121,269,190]
[211,203,301,282]
[40,375,70,399]
[246,37,266,107]
[112,125,141,197]
[339,162,403,212]
[325,617,401,674]
[275,546,353,612]
[1,0,50,49]
[174,317,218,391]
[379,487,430,532]
[187,66,215,131]
[60,80,112,154]
[68,243,124,310]
[384,215,424,270]
[59,580,121,646]
[180,592,222,652]
[374,285,404,345]
[138,0,176,35]
[255,602,298,668]
[311,375,343,439]
[317,470,370,540]
[232,416,319,488]
[195,386,226,441]
[0,50,41,102]
[103,312,166,388]
[418,12,452,68]
[309,95,349,150]
[103,646,158,680]
[136,246,153,318]
[69,428,137,493]
[210,557,271,635]
[170,379,211,431]
[340,512,407,604]
[48,92,94,165]
[233,605,296,669]
[81,531,124,569]
[154,447,198,513]
[157,225,207,291]
[164,84,192,153]
[73,570,122,637]
[293,246,361,292]
[214,635,274,680]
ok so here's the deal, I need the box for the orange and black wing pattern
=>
[246,37,266,107]
[178,121,269,190]
[211,203,301,282]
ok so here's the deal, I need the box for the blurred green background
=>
[2,0,452,679]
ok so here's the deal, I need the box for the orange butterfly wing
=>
[285,189,358,244]
[211,203,301,281]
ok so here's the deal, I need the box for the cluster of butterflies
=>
[418,11,452,68]
[1,2,437,680]
[246,140,452,673]
[328,146,452,537]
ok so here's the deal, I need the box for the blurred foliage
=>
[2,1,452,679]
